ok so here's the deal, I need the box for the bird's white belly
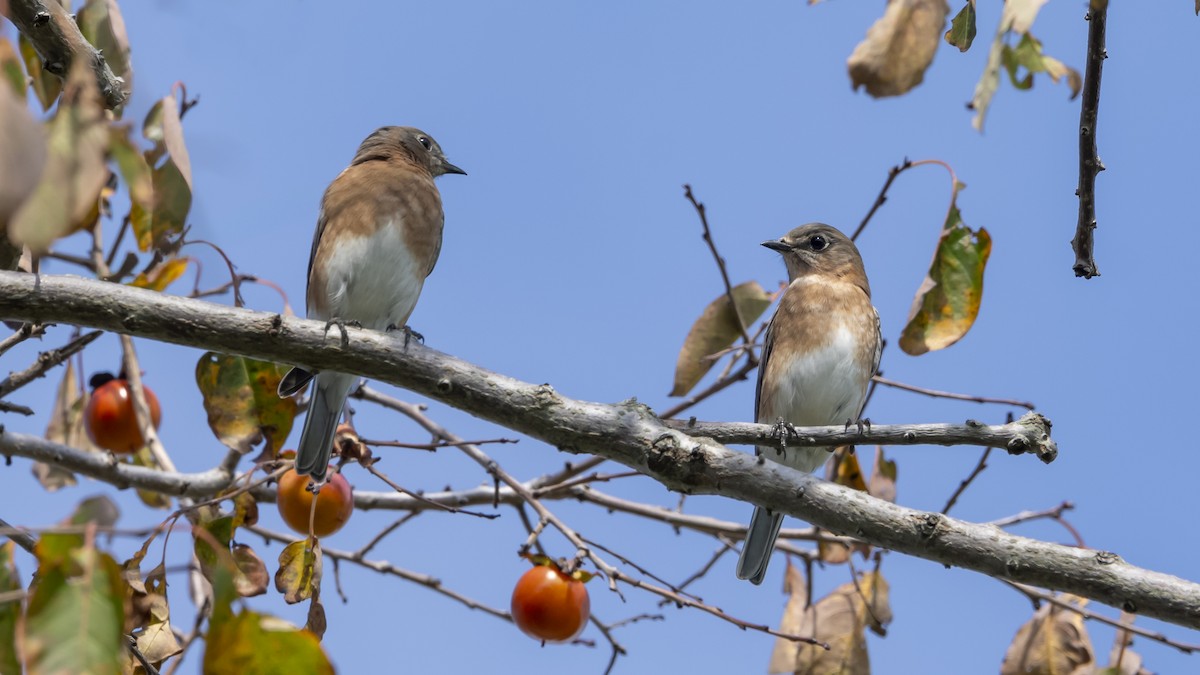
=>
[313,220,423,331]
[759,324,869,472]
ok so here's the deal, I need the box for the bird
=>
[735,223,881,585]
[278,126,465,483]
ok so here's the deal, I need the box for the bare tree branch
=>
[2,0,128,108]
[1072,4,1108,279]
[0,272,1198,631]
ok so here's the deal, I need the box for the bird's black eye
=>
[809,234,829,251]
[417,136,432,151]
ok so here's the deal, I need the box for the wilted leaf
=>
[768,563,892,674]
[899,189,991,355]
[9,61,109,253]
[130,447,172,509]
[24,538,127,675]
[819,450,871,564]
[0,542,20,675]
[944,1,976,51]
[847,0,950,98]
[37,360,92,490]
[670,281,773,397]
[109,126,153,242]
[196,352,299,455]
[0,66,46,231]
[275,539,322,605]
[970,0,1072,131]
[67,494,121,529]
[1102,611,1151,675]
[75,0,133,102]
[204,565,335,675]
[193,514,235,583]
[17,33,61,110]
[1002,33,1082,97]
[134,93,192,251]
[129,257,188,292]
[231,492,259,528]
[305,598,327,641]
[868,446,897,503]
[231,544,268,598]
[1000,594,1095,675]
[0,38,25,100]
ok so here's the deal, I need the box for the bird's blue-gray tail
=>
[736,505,784,585]
[295,372,355,483]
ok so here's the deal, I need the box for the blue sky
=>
[4,1,1200,673]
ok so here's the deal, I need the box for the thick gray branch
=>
[664,414,1056,463]
[3,0,127,109]
[0,271,1197,630]
[0,430,236,497]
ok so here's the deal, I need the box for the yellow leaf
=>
[899,193,991,355]
[130,257,189,292]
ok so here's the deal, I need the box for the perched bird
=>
[735,223,881,585]
[278,126,465,483]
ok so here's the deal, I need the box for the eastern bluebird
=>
[735,223,881,585]
[278,126,465,483]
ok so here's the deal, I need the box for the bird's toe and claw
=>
[844,417,872,435]
[385,324,425,348]
[770,418,800,457]
[323,318,362,347]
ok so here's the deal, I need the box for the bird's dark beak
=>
[441,161,467,176]
[762,240,790,252]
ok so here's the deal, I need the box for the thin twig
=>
[0,322,47,357]
[683,184,753,346]
[248,524,512,621]
[941,448,992,514]
[0,330,101,398]
[1072,4,1107,279]
[1003,580,1200,654]
[873,375,1036,411]
[352,512,420,560]
[359,436,518,451]
[0,516,36,553]
[851,159,913,241]
[362,463,499,519]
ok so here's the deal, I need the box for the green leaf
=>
[203,565,335,675]
[193,516,266,597]
[274,540,322,605]
[670,281,773,397]
[17,33,61,111]
[1001,33,1082,97]
[24,541,126,675]
[75,0,133,105]
[134,93,192,250]
[899,190,991,355]
[944,1,976,52]
[231,492,259,528]
[196,352,299,455]
[8,61,110,254]
[0,542,21,675]
[109,126,154,246]
[0,38,26,100]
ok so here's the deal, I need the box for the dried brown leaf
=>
[670,281,772,397]
[848,0,950,98]
[769,563,891,674]
[1000,594,1095,675]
